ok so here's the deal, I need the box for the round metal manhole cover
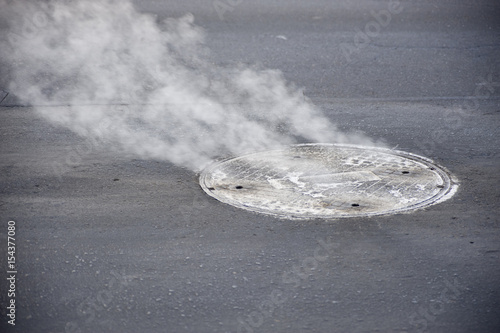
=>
[199,144,459,219]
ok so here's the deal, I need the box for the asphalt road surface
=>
[1,1,499,332]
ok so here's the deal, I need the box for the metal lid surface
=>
[199,144,459,219]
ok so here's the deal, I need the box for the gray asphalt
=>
[1,1,500,332]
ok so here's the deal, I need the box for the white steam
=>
[1,0,380,170]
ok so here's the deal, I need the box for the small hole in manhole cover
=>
[199,144,459,219]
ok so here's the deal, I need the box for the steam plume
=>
[0,0,380,170]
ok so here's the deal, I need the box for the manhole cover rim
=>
[199,143,459,219]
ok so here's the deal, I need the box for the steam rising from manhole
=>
[199,144,459,219]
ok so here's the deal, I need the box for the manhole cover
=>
[199,144,459,219]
